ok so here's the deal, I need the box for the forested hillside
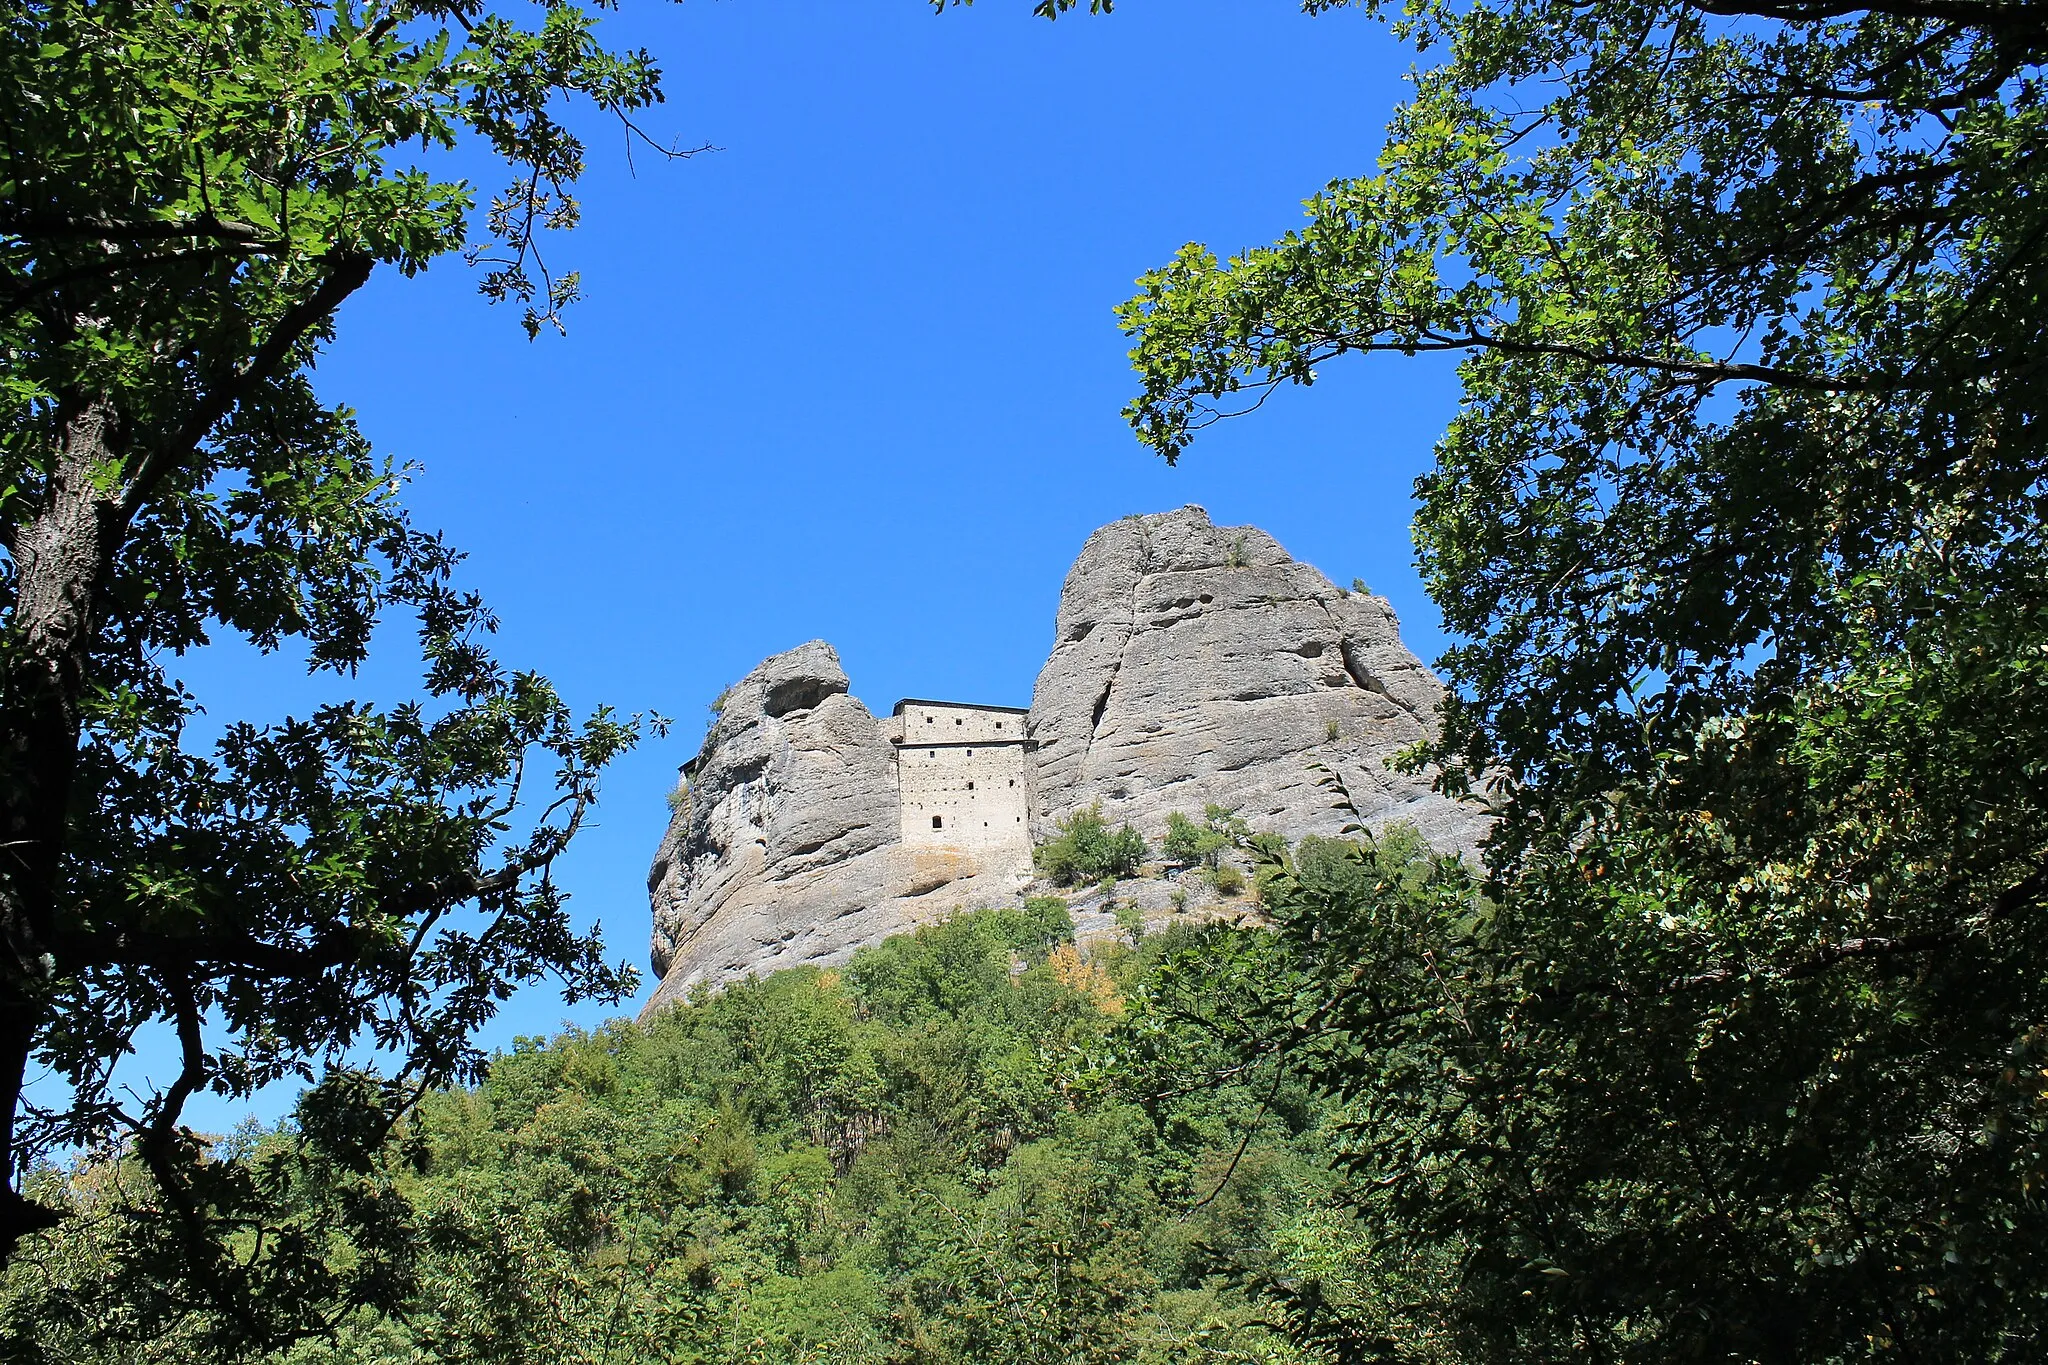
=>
[6,869,1416,1364]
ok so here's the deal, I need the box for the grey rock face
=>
[642,642,1031,1016]
[1027,506,1488,854]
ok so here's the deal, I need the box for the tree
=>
[1162,805,1247,870]
[1033,804,1148,885]
[1111,0,2048,1359]
[0,0,681,1341]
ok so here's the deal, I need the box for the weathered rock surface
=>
[642,509,1488,1012]
[642,642,1030,1015]
[1030,507,1486,853]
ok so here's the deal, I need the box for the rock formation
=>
[643,642,1030,1013]
[643,507,1487,1012]
[1029,506,1481,852]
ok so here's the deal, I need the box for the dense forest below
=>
[8,836,1421,1365]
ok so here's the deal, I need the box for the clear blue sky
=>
[161,0,1468,1130]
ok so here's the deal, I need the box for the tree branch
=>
[1685,0,2048,39]
[0,212,272,246]
[120,250,375,522]
[1373,328,1917,392]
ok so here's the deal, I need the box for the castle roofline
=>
[891,697,1030,717]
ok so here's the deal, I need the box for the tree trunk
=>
[0,394,124,1254]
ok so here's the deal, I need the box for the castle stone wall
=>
[894,701,1033,856]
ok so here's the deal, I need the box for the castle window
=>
[926,715,933,724]
[967,781,975,790]
[932,815,943,829]
[929,750,936,758]
[996,722,1004,730]
[966,749,973,757]
[1008,779,1015,787]
[955,717,964,725]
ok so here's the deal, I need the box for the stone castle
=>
[642,506,1490,1015]
[889,700,1035,857]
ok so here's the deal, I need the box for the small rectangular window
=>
[932,815,943,829]
[967,781,975,790]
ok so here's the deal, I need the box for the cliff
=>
[643,642,1031,1014]
[643,507,1487,1012]
[1029,506,1476,850]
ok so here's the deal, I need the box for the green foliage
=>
[1114,902,1146,946]
[1162,812,1217,867]
[1013,897,1077,959]
[1204,804,1251,847]
[1033,804,1147,885]
[1114,0,2048,1359]
[0,0,674,1332]
[5,908,1341,1363]
[1204,864,1244,898]
[1162,805,1247,869]
[1113,830,1480,1359]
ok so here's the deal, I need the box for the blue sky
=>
[160,0,1468,1130]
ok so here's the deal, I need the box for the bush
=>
[1292,833,1370,900]
[1001,897,1076,961]
[1206,864,1245,897]
[1162,804,1248,869]
[1115,903,1146,945]
[1252,861,1289,909]
[1033,804,1147,885]
[1162,811,1219,867]
[1291,826,1433,903]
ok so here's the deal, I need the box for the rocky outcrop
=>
[643,509,1489,1012]
[643,642,1030,1014]
[1029,507,1487,854]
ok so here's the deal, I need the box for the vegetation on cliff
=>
[1033,805,1151,886]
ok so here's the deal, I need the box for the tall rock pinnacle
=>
[643,643,1031,1014]
[1028,506,1484,853]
